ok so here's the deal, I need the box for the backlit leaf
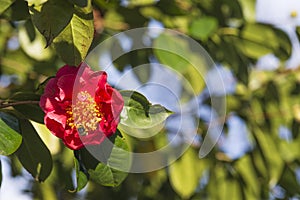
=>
[0,112,22,156]
[118,90,172,138]
[53,0,94,65]
[0,0,16,14]
[169,148,200,199]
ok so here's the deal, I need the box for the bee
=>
[77,125,88,136]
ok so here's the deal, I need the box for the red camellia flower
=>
[40,63,124,150]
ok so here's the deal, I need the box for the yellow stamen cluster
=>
[66,91,102,135]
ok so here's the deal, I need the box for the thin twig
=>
[0,100,40,109]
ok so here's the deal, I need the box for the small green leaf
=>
[16,119,52,182]
[169,148,200,199]
[0,112,22,156]
[29,0,74,46]
[9,92,44,124]
[189,17,218,41]
[53,0,94,65]
[88,136,130,187]
[74,158,88,191]
[118,91,172,137]
[0,0,16,14]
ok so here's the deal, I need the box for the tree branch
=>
[0,100,40,109]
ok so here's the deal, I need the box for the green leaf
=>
[88,136,130,187]
[26,0,48,6]
[9,92,44,124]
[235,155,260,198]
[0,0,15,14]
[29,0,74,46]
[154,33,206,94]
[16,119,52,182]
[253,126,284,186]
[74,158,88,191]
[208,164,243,200]
[1,0,30,21]
[0,112,22,156]
[227,24,291,60]
[169,148,200,199]
[189,17,218,41]
[53,0,94,65]
[238,0,256,22]
[118,90,172,137]
[279,165,300,195]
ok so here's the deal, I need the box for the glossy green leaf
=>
[88,136,130,187]
[9,92,44,124]
[118,91,172,137]
[16,119,52,182]
[30,121,60,155]
[169,148,200,199]
[0,112,22,156]
[0,0,15,14]
[30,0,74,46]
[74,158,88,191]
[189,17,218,41]
[53,1,94,66]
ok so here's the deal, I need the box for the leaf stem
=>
[0,100,40,109]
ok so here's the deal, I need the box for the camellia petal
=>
[39,63,124,150]
[56,65,79,78]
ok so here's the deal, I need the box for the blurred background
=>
[1,0,300,199]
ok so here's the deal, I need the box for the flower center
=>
[66,91,102,135]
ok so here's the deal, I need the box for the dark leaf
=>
[16,119,52,182]
[1,0,30,21]
[9,92,44,124]
[30,0,74,46]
